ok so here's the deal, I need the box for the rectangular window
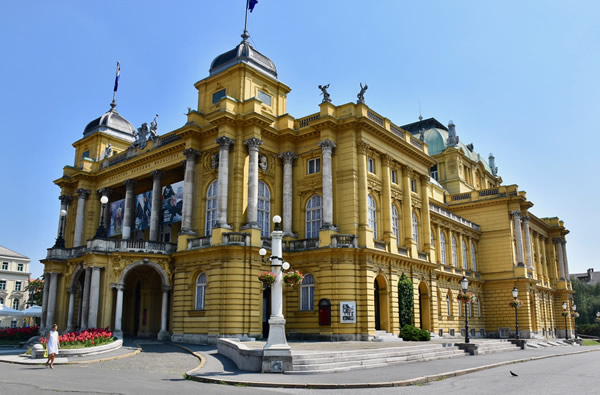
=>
[391,169,397,184]
[307,158,321,174]
[17,263,23,272]
[430,164,438,181]
[368,158,375,173]
[410,178,416,192]
[1,262,7,270]
[11,320,17,328]
[82,150,90,159]
[257,90,272,106]
[0,280,5,290]
[212,89,226,104]
[15,281,22,291]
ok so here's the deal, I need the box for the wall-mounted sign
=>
[340,301,356,323]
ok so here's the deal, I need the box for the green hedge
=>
[400,325,430,341]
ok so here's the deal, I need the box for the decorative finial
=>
[418,101,423,121]
[318,84,331,103]
[357,82,368,104]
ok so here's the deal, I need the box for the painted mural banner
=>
[162,181,183,224]
[108,199,125,236]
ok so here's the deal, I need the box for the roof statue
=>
[489,153,498,176]
[357,83,368,104]
[104,143,112,159]
[150,114,159,142]
[447,120,459,147]
[319,84,331,103]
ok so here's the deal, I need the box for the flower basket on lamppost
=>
[511,286,521,339]
[258,271,276,287]
[282,270,304,287]
[460,276,470,344]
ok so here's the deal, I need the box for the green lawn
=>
[581,339,600,346]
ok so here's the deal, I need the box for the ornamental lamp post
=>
[572,304,577,339]
[596,311,600,323]
[258,215,291,352]
[94,195,109,238]
[53,209,68,248]
[512,286,520,340]
[562,301,568,340]
[461,276,470,344]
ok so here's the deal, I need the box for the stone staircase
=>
[373,330,401,342]
[289,343,466,374]
[470,340,521,355]
[526,340,576,349]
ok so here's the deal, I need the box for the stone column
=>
[66,288,76,332]
[381,155,393,247]
[540,237,549,282]
[181,149,200,234]
[401,165,414,250]
[279,152,297,235]
[87,267,101,329]
[81,268,91,330]
[555,238,566,280]
[113,283,124,338]
[122,180,135,240]
[216,137,234,228]
[98,188,111,228]
[40,276,50,331]
[45,273,58,331]
[57,195,72,238]
[149,170,163,241]
[318,139,336,229]
[522,215,533,270]
[357,142,370,232]
[511,211,525,266]
[244,137,263,228]
[561,240,570,279]
[73,189,90,247]
[420,175,432,255]
[158,286,171,340]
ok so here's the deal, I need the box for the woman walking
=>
[45,324,60,369]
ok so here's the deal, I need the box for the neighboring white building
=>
[0,246,30,328]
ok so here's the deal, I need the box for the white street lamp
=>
[460,276,469,344]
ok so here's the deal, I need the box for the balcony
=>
[284,238,319,252]
[46,239,176,259]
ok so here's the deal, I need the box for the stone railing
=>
[188,236,211,249]
[430,203,481,231]
[418,252,428,260]
[284,238,319,252]
[46,239,176,259]
[331,234,357,248]
[398,247,408,256]
[296,113,320,129]
[367,110,384,126]
[390,124,405,138]
[448,185,520,203]
[223,232,250,246]
[374,241,386,250]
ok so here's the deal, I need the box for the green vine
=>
[398,273,414,328]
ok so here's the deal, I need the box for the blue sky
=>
[1,0,598,279]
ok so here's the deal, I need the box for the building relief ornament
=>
[258,154,268,171]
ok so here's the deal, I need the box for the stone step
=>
[293,343,454,361]
[293,346,462,365]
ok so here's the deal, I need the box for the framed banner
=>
[340,301,356,323]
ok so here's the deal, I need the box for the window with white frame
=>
[391,169,397,184]
[368,195,377,239]
[368,158,375,173]
[12,299,19,310]
[257,181,271,237]
[195,273,206,310]
[392,205,399,245]
[305,195,322,239]
[451,237,458,267]
[440,231,447,265]
[300,274,315,311]
[0,280,5,290]
[15,281,22,291]
[412,212,419,246]
[471,242,477,272]
[17,263,23,272]
[205,180,218,236]
[10,320,17,328]
[1,262,7,270]
[307,158,321,174]
[462,240,468,269]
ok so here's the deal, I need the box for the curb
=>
[184,347,600,389]
[0,343,141,366]
[166,342,206,373]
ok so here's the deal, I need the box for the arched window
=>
[392,205,399,245]
[446,293,451,317]
[462,240,468,269]
[412,212,419,246]
[440,231,447,265]
[195,273,206,310]
[12,299,19,310]
[368,195,377,239]
[205,181,218,236]
[451,237,458,267]
[305,195,322,239]
[301,274,315,311]
[471,242,477,272]
[257,181,271,237]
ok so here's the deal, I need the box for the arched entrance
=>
[122,265,162,337]
[418,281,431,331]
[374,275,389,332]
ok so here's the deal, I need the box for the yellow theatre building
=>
[40,30,575,343]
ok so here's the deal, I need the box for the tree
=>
[25,276,44,307]
[398,273,414,328]
[571,276,600,325]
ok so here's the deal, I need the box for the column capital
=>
[382,154,392,167]
[216,136,235,149]
[152,169,164,179]
[357,141,369,154]
[419,174,430,183]
[553,237,563,245]
[77,188,90,199]
[162,285,172,292]
[521,215,530,223]
[279,151,298,163]
[510,210,521,218]
[244,137,263,151]
[59,195,73,204]
[97,188,111,198]
[319,139,337,152]
[111,283,125,291]
[124,179,136,188]
[183,148,200,159]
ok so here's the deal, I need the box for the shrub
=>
[400,325,430,341]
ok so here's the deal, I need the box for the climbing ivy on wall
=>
[398,273,414,328]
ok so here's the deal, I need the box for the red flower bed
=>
[40,327,114,349]
[0,326,39,341]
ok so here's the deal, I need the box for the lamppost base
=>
[264,317,290,351]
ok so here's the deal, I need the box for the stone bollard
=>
[31,344,44,359]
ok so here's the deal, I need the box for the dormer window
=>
[212,89,226,104]
[82,150,90,159]
[257,90,272,106]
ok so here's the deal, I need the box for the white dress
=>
[47,331,59,354]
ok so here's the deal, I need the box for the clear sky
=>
[0,0,598,279]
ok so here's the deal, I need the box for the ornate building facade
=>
[41,33,574,343]
[1,246,31,328]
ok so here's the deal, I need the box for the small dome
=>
[209,34,277,79]
[83,105,136,142]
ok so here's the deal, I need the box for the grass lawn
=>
[581,339,600,346]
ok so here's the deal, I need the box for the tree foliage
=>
[24,276,44,307]
[571,277,600,325]
[398,273,414,328]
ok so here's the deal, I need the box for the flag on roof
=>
[249,0,258,12]
[113,62,120,92]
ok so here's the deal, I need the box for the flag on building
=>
[249,0,258,12]
[113,62,120,92]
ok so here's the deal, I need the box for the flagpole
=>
[244,0,249,36]
[111,61,120,110]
